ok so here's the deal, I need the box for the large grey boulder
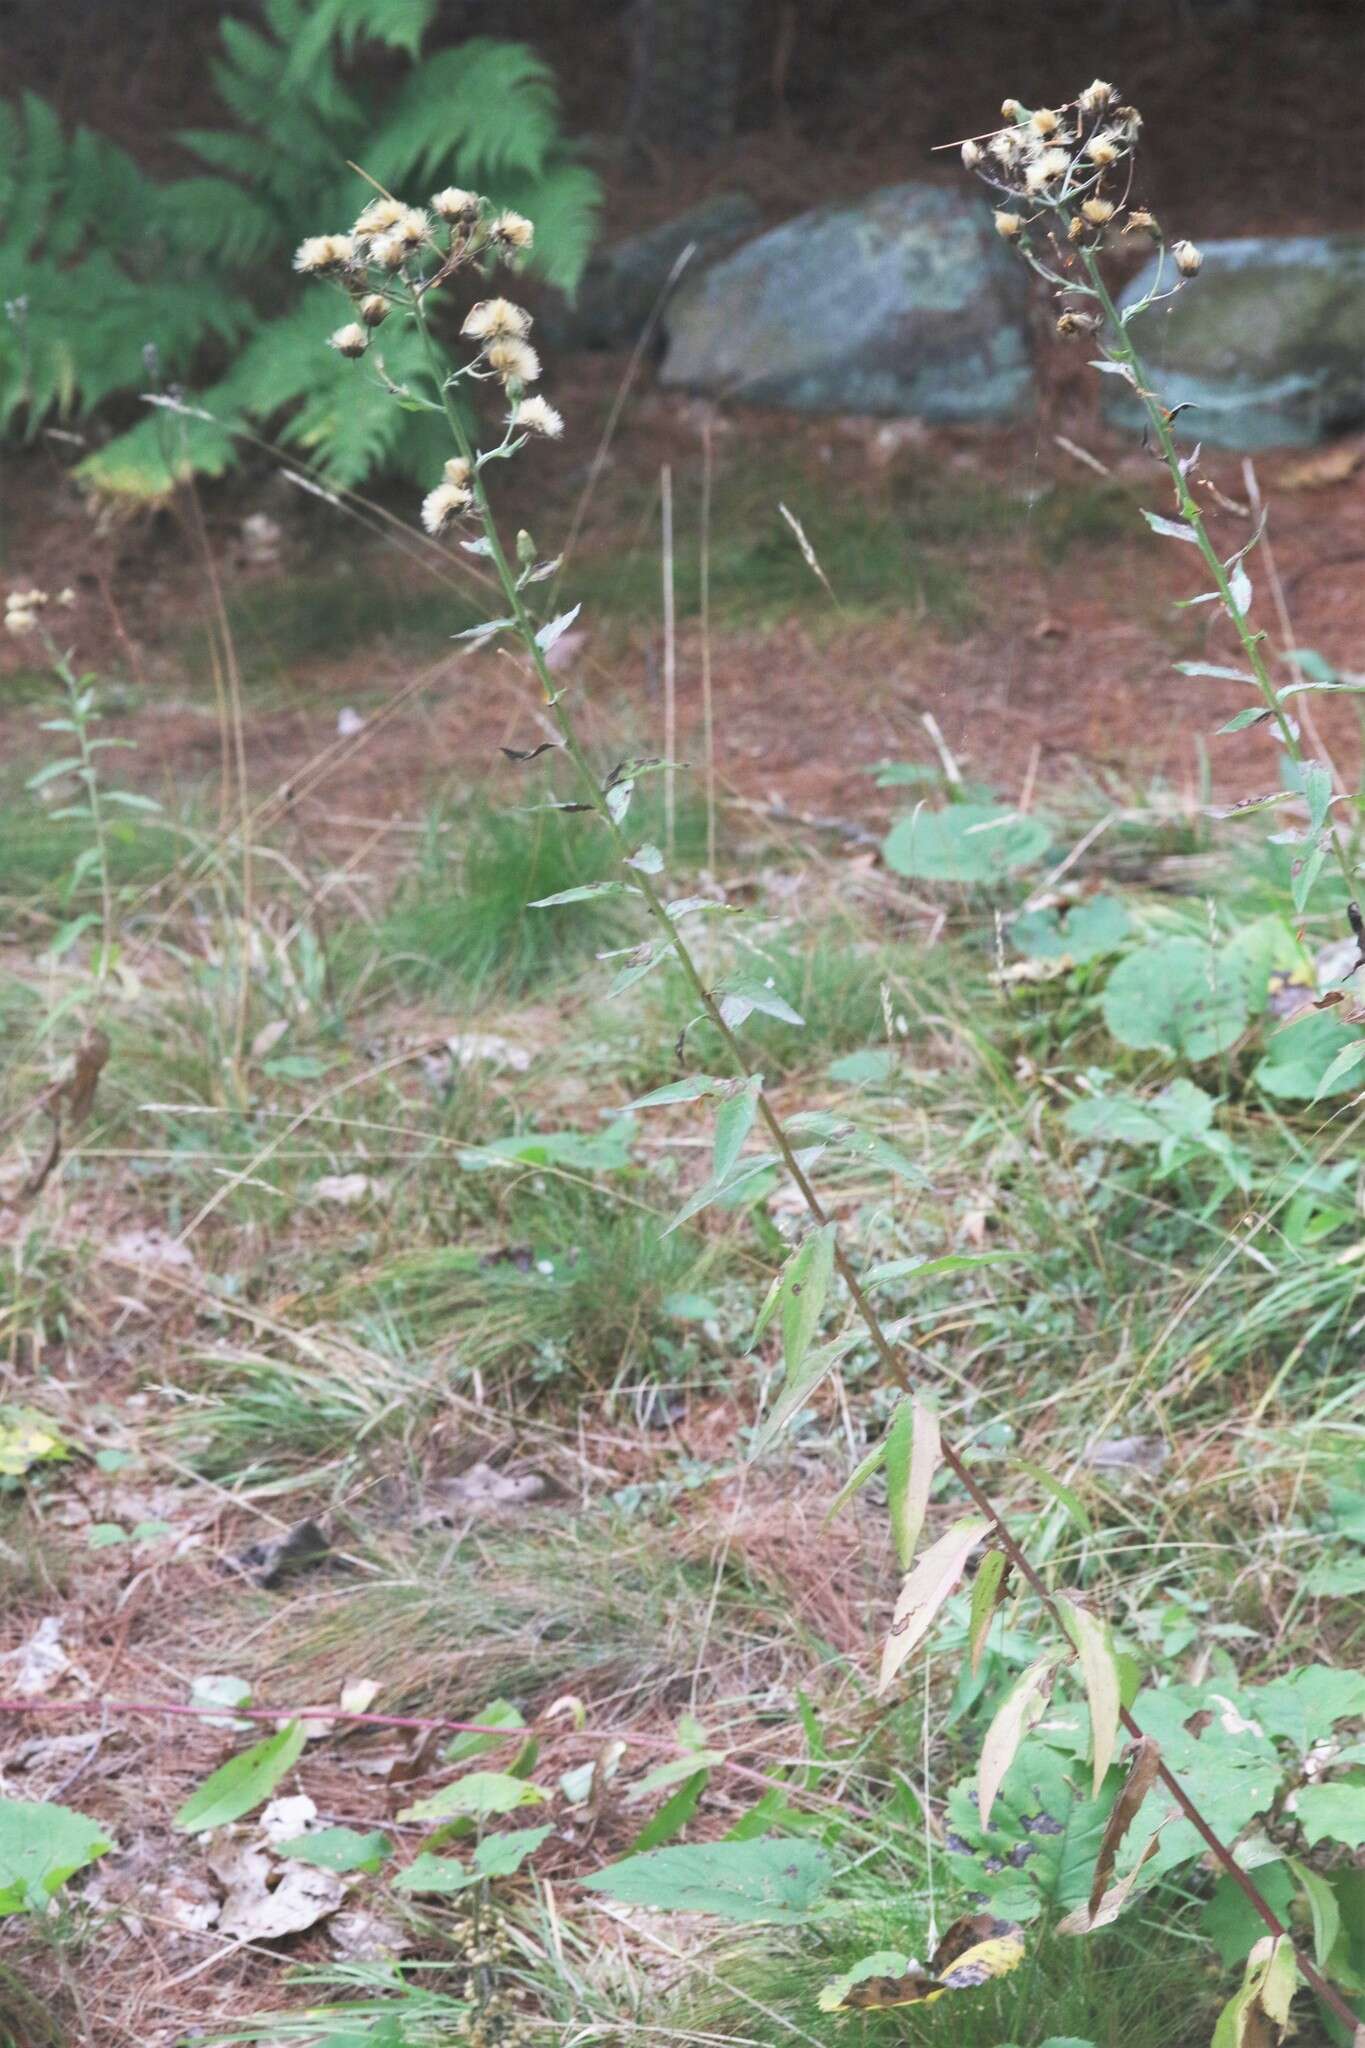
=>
[1113,238,1365,448]
[541,194,761,352]
[659,183,1033,421]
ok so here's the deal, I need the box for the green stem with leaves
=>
[1082,249,1356,899]
[41,631,115,996]
[406,292,1359,2032]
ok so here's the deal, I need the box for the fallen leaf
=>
[8,1616,78,1697]
[329,1905,414,1959]
[230,1519,330,1587]
[1279,442,1364,489]
[311,1173,372,1205]
[151,1867,221,1934]
[431,1462,546,1514]
[258,1794,318,1847]
[209,1841,344,1941]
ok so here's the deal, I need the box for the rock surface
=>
[1113,237,1365,448]
[542,193,761,351]
[659,183,1033,421]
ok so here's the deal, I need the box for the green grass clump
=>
[212,563,484,675]
[0,802,185,915]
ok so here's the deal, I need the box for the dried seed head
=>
[328,323,369,359]
[1001,98,1024,121]
[4,607,37,636]
[485,336,541,386]
[993,209,1024,239]
[1077,78,1115,114]
[1084,132,1122,166]
[488,209,534,255]
[510,394,563,438]
[1030,107,1061,137]
[432,186,481,222]
[354,197,409,237]
[1024,147,1071,192]
[961,138,983,168]
[293,234,354,276]
[442,456,472,490]
[1123,208,1159,236]
[1081,197,1115,225]
[1173,239,1203,275]
[1113,105,1143,137]
[369,233,409,271]
[390,206,430,251]
[461,298,532,341]
[420,481,473,535]
[358,293,390,327]
[989,130,1022,165]
[1056,309,1101,335]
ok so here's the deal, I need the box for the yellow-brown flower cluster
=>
[964,82,1150,249]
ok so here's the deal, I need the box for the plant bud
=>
[1172,240,1203,275]
[359,294,389,327]
[993,210,1023,239]
[327,323,369,359]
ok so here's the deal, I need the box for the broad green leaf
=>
[879,1517,990,1693]
[713,1077,761,1184]
[1253,1010,1363,1103]
[883,803,1049,885]
[627,1769,709,1853]
[174,1721,306,1834]
[1312,1038,1365,1103]
[886,1394,939,1572]
[399,1770,547,1824]
[1102,938,1248,1062]
[979,1654,1057,1828]
[1289,1857,1341,1970]
[443,1699,526,1765]
[0,1798,113,1914]
[472,1824,554,1878]
[1201,1862,1298,1968]
[968,1549,1009,1675]
[716,979,805,1031]
[579,1838,834,1922]
[276,1827,391,1875]
[1009,895,1131,965]
[1058,1598,1121,1798]
[1295,1780,1365,1849]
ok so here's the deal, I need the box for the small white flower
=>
[420,482,473,535]
[432,186,481,222]
[486,337,540,387]
[4,607,37,636]
[328,323,369,359]
[510,395,563,438]
[1172,239,1203,275]
[461,298,532,341]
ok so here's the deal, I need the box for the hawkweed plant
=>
[296,153,1362,2043]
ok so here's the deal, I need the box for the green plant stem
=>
[410,296,1359,2032]
[1082,249,1356,899]
[45,632,114,994]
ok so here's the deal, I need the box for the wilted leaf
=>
[818,1915,1025,2010]
[979,1654,1058,1828]
[1059,1830,1161,1934]
[1058,1597,1121,1798]
[0,1798,113,1914]
[1211,1935,1297,2048]
[580,1838,834,1922]
[1085,1737,1162,1918]
[174,1721,306,1834]
[879,1518,990,1693]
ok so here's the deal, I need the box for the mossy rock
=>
[1113,236,1365,448]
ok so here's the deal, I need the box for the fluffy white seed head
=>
[293,234,355,276]
[461,298,532,342]
[486,336,540,386]
[1077,79,1115,115]
[960,138,982,168]
[1173,239,1203,275]
[993,209,1023,239]
[359,293,390,327]
[354,197,409,237]
[443,456,472,489]
[1030,107,1061,136]
[1081,197,1115,225]
[487,209,534,254]
[369,233,409,271]
[421,481,473,535]
[432,186,481,222]
[328,323,369,359]
[510,395,563,438]
[1024,147,1071,192]
[1084,131,1122,166]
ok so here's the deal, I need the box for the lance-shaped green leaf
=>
[174,1720,306,1833]
[865,1250,1019,1289]
[968,1549,1009,1675]
[878,1517,990,1694]
[978,1652,1059,1827]
[630,1075,726,1109]
[1058,1596,1121,1798]
[1143,510,1201,544]
[749,1323,864,1458]
[1288,1858,1340,1970]
[534,604,581,653]
[714,1077,762,1185]
[529,881,633,908]
[885,1394,939,1572]
[666,1151,781,1235]
[751,1222,836,1378]
[823,1432,888,1524]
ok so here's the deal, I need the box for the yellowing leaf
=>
[878,1517,989,1694]
[1212,1935,1298,2048]
[819,1915,1025,2011]
[0,1409,69,1479]
[978,1653,1057,1828]
[886,1393,940,1572]
[1059,1594,1121,1797]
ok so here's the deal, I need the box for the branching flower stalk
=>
[296,173,1360,2034]
[970,80,1356,909]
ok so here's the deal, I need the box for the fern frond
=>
[367,40,561,188]
[491,162,600,296]
[76,401,240,501]
[157,178,281,267]
[282,0,436,83]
